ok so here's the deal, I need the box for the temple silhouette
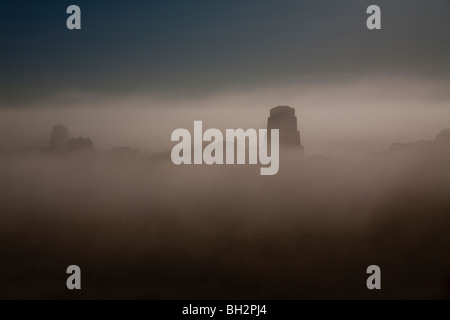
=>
[49,124,93,152]
[267,106,304,159]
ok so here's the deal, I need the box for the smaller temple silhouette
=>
[49,124,93,152]
[267,106,304,159]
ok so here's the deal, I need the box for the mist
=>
[1,135,450,299]
[0,73,450,298]
[0,75,449,157]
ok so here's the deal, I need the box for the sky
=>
[1,0,449,104]
[0,0,449,155]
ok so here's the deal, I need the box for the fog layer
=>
[0,76,449,157]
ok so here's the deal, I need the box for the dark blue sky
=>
[1,0,449,105]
